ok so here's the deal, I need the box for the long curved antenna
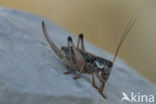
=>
[112,17,137,64]
[42,21,62,58]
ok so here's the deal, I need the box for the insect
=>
[42,17,137,99]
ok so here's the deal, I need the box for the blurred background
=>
[1,0,156,83]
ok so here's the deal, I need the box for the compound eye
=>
[95,61,104,69]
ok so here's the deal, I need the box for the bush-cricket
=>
[42,17,137,99]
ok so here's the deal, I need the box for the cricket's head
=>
[94,57,113,79]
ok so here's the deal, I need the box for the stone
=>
[0,7,155,104]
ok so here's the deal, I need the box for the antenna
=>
[112,17,137,64]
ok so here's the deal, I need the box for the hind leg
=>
[77,33,86,51]
[64,37,74,74]
[67,36,86,79]
[73,64,85,79]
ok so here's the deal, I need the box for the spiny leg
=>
[64,37,74,74]
[77,33,86,51]
[92,73,98,89]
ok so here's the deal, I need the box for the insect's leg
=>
[92,73,98,89]
[64,37,75,74]
[77,34,80,49]
[68,36,85,70]
[95,72,104,82]
[77,34,86,51]
[95,72,107,99]
[80,34,86,51]
[68,36,86,79]
[99,83,107,99]
[73,64,85,79]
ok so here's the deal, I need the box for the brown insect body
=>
[42,18,136,99]
[60,46,112,75]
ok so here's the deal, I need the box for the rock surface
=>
[0,8,155,104]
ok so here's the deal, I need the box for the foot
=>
[73,75,80,79]
[64,71,72,74]
[92,84,98,89]
[100,92,107,99]
[98,88,107,99]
